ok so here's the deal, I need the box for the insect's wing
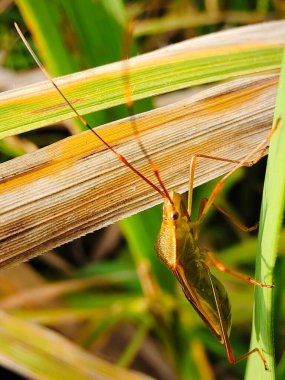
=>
[173,264,230,343]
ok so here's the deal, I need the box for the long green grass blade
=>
[245,47,285,379]
[0,21,283,139]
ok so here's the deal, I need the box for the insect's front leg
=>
[205,251,273,288]
[187,154,242,218]
[197,117,282,224]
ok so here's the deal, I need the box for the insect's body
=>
[156,190,231,343]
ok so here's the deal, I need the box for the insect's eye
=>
[170,211,179,220]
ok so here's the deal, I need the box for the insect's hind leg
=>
[206,251,273,288]
[204,265,269,370]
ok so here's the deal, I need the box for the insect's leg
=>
[187,154,245,218]
[198,197,207,218]
[187,141,276,218]
[198,198,258,232]
[206,251,273,288]
[205,265,269,370]
[198,117,281,224]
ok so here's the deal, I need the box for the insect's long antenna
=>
[15,23,169,201]
[121,21,173,203]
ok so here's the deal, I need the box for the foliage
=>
[0,1,284,380]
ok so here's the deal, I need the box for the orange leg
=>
[198,117,281,224]
[188,154,248,217]
[207,252,273,288]
[198,198,258,232]
[205,265,269,370]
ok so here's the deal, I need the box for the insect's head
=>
[162,190,189,225]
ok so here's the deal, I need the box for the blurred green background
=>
[0,1,284,380]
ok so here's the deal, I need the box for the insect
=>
[15,20,277,371]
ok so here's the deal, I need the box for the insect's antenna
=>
[121,21,174,205]
[14,23,167,200]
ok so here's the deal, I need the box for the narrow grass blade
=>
[245,48,285,378]
[0,21,283,139]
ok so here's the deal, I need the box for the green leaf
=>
[245,47,285,378]
[1,21,284,139]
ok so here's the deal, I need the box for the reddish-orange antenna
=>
[121,20,173,204]
[14,22,173,203]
